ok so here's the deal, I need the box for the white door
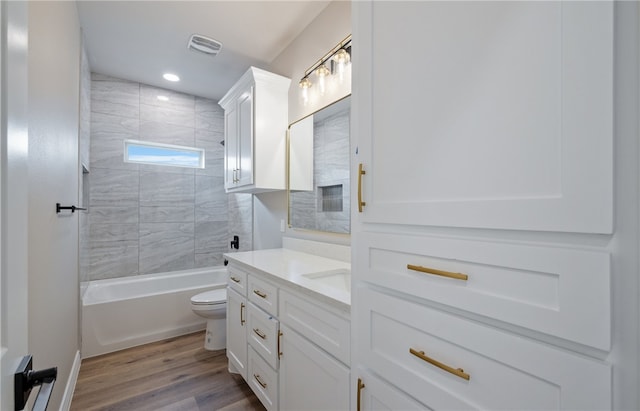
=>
[225,105,238,189]
[0,2,30,410]
[237,88,254,187]
[227,287,248,379]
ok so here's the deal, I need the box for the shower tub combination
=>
[81,266,226,358]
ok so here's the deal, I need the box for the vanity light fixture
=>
[163,73,180,82]
[298,34,351,103]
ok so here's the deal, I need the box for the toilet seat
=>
[190,289,226,306]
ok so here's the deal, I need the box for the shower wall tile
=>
[140,85,195,112]
[139,223,195,274]
[90,112,139,170]
[91,74,140,119]
[195,97,224,131]
[89,223,139,242]
[89,168,139,206]
[195,175,227,222]
[140,171,195,206]
[89,206,139,224]
[196,129,224,177]
[195,248,227,268]
[228,193,253,252]
[139,120,195,147]
[88,240,139,280]
[195,221,227,253]
[139,205,195,223]
[140,103,195,128]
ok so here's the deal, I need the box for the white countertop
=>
[224,248,351,309]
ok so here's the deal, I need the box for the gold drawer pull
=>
[277,331,283,359]
[240,302,245,325]
[357,163,366,212]
[230,276,241,283]
[253,328,267,339]
[253,289,267,299]
[407,264,468,281]
[409,348,470,381]
[254,374,267,389]
[357,378,365,411]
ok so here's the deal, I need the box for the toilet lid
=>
[191,289,226,305]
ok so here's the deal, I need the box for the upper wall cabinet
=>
[353,1,613,234]
[219,67,290,193]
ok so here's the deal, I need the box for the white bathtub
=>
[81,266,226,358]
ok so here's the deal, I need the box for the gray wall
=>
[87,74,233,280]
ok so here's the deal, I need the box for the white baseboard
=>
[58,350,81,411]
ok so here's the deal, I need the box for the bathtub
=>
[81,266,226,358]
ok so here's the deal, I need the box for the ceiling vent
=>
[187,34,222,56]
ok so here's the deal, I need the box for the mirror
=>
[288,96,351,234]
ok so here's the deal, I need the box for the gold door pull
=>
[253,289,267,299]
[409,348,470,381]
[357,163,366,212]
[277,331,283,359]
[357,378,365,411]
[254,374,267,389]
[240,302,246,325]
[230,276,241,283]
[407,264,468,281]
[253,328,267,339]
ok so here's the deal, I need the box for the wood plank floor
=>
[71,331,266,411]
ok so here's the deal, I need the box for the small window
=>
[319,184,343,212]
[124,140,205,169]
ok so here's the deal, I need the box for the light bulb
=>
[333,48,350,83]
[315,64,330,95]
[299,77,312,105]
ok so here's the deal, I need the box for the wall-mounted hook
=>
[56,203,86,214]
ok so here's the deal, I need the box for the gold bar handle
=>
[407,264,468,281]
[254,374,267,389]
[357,377,365,411]
[357,163,366,212]
[240,302,245,325]
[230,276,241,283]
[253,289,267,299]
[409,348,470,381]
[253,328,267,340]
[277,331,283,359]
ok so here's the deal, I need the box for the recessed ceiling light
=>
[163,73,180,82]
[157,95,169,102]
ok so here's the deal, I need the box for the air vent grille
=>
[188,34,222,56]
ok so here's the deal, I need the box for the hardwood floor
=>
[71,331,265,411]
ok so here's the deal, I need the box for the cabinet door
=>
[224,105,238,189]
[226,287,247,379]
[279,324,350,411]
[237,87,254,187]
[353,1,613,234]
[354,369,426,411]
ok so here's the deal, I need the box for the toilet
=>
[190,288,227,350]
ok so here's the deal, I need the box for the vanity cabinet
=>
[225,259,351,411]
[219,67,290,193]
[352,1,615,409]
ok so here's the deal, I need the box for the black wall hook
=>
[56,203,86,214]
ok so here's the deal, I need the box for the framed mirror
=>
[288,95,351,234]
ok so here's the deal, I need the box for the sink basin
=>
[302,269,351,292]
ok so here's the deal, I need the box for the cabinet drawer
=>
[247,302,279,369]
[356,287,611,410]
[227,264,248,296]
[248,275,278,316]
[279,289,350,364]
[248,346,278,411]
[358,232,610,350]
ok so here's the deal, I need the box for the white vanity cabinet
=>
[226,266,248,379]
[225,255,351,411]
[352,1,615,409]
[219,66,290,193]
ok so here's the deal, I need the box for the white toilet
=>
[190,288,227,350]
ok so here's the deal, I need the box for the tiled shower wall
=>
[86,74,251,281]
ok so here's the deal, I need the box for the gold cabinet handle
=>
[230,276,241,283]
[357,163,366,212]
[253,328,267,340]
[357,377,365,411]
[240,302,245,325]
[277,330,283,359]
[254,374,267,389]
[407,264,468,281]
[253,289,267,299]
[409,348,470,381]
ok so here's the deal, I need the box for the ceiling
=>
[77,1,331,101]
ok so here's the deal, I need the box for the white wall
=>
[255,0,352,249]
[27,2,82,409]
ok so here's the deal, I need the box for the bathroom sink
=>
[302,269,351,293]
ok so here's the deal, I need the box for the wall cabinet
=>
[226,260,350,411]
[219,67,290,193]
[352,1,615,409]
